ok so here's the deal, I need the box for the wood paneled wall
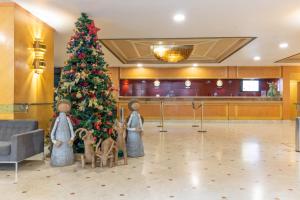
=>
[120,67,228,79]
[13,4,54,104]
[110,65,297,120]
[119,66,282,79]
[228,102,282,120]
[0,3,55,130]
[118,101,283,120]
[0,5,14,119]
[236,66,282,78]
[282,66,300,119]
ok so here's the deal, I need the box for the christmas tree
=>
[54,13,117,153]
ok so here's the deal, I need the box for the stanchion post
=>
[296,117,300,152]
[198,101,207,133]
[296,103,300,152]
[159,100,168,133]
[157,100,163,127]
[192,101,199,127]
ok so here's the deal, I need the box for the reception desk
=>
[118,96,283,120]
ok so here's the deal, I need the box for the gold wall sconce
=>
[32,39,46,74]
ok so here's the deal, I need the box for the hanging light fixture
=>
[151,45,193,63]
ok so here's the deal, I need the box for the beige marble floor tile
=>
[0,121,300,200]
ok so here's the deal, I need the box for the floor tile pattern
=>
[0,121,300,200]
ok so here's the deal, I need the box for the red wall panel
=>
[119,79,279,97]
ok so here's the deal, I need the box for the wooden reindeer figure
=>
[114,121,128,165]
[95,137,116,168]
[75,128,96,168]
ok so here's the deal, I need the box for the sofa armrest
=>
[10,129,44,162]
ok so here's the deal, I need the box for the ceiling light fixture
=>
[151,44,193,63]
[253,56,261,61]
[137,63,143,67]
[192,63,198,67]
[173,14,185,23]
[279,42,289,49]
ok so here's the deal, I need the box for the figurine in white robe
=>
[50,100,75,167]
[126,99,144,157]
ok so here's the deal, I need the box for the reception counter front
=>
[118,96,283,120]
[107,66,294,120]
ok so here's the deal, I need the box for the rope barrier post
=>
[159,100,168,133]
[296,103,300,152]
[157,100,163,127]
[192,101,199,127]
[198,101,207,133]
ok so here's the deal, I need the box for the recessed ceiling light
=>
[137,63,143,67]
[253,56,261,61]
[173,14,185,23]
[279,42,289,49]
[158,41,163,45]
[192,63,198,67]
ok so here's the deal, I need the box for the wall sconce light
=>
[33,59,46,74]
[33,39,46,74]
[216,79,223,88]
[154,80,160,87]
[185,80,192,88]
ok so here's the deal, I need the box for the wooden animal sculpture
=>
[114,121,128,165]
[75,128,96,168]
[95,137,116,168]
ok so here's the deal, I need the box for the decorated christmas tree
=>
[54,13,117,153]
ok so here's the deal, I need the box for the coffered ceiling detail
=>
[100,37,255,64]
[276,53,300,63]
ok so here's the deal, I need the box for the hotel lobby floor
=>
[0,121,300,200]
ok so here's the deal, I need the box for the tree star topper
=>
[87,21,100,35]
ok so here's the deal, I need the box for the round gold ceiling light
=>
[151,45,193,63]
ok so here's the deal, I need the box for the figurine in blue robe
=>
[126,99,144,157]
[50,100,75,167]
